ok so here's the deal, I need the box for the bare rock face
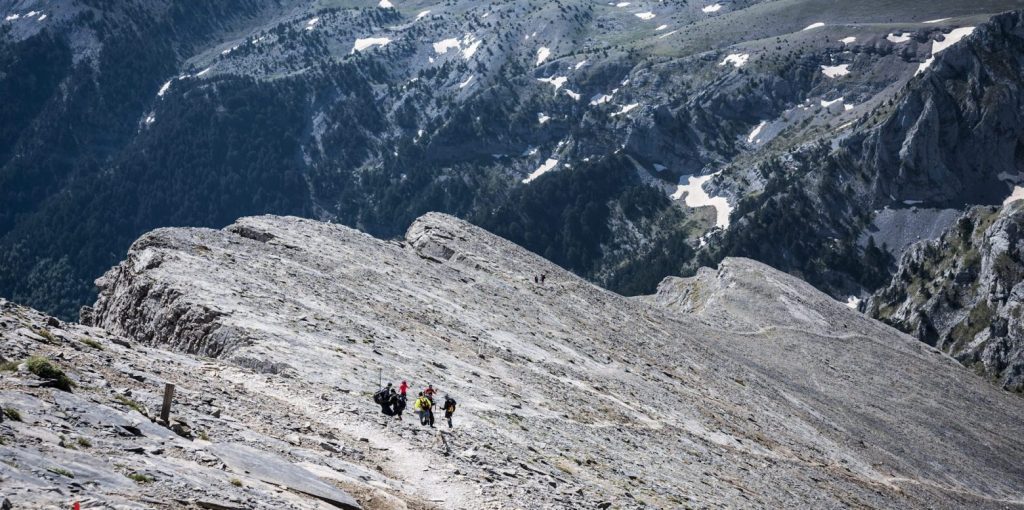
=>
[0,299,364,509]
[61,213,1024,508]
[870,202,1024,392]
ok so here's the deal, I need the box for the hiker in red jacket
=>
[424,384,436,400]
[399,380,408,396]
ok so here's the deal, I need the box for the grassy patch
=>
[0,360,19,372]
[26,356,73,391]
[128,472,154,483]
[48,467,74,478]
[114,395,146,415]
[34,328,57,343]
[198,430,210,441]
[80,337,104,350]
[230,478,243,487]
[77,437,92,448]
[3,407,22,422]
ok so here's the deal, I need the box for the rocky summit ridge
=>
[1,213,1024,508]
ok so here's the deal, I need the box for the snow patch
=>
[37,14,46,21]
[671,173,733,229]
[415,10,431,20]
[379,0,394,7]
[458,75,475,89]
[157,79,174,97]
[305,17,320,31]
[932,26,975,54]
[590,93,614,105]
[916,27,975,75]
[615,2,631,6]
[536,47,551,66]
[144,113,156,125]
[635,12,656,20]
[351,37,391,53]
[840,36,856,45]
[802,22,825,31]
[537,76,568,90]
[563,89,581,101]
[658,29,678,39]
[747,121,767,144]
[821,64,850,78]
[887,32,912,43]
[574,60,588,70]
[4,14,19,21]
[719,53,749,68]
[845,296,862,310]
[923,18,950,24]
[538,113,551,124]
[523,159,560,183]
[1004,186,1024,206]
[702,4,722,13]
[611,103,639,116]
[461,36,482,59]
[656,24,668,31]
[433,38,460,54]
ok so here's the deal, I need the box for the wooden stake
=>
[160,383,175,423]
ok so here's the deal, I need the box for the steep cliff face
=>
[69,213,1024,508]
[870,202,1024,392]
[849,10,1024,208]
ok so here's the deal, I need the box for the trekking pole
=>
[378,368,382,390]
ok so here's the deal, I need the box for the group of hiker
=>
[373,380,457,428]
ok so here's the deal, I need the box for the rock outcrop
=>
[41,213,1024,508]
[870,201,1024,392]
[0,299,364,509]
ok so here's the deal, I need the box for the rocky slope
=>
[869,201,1024,392]
[0,212,1007,508]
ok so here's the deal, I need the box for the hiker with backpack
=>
[374,385,395,416]
[442,395,457,428]
[414,392,434,427]
[390,390,407,421]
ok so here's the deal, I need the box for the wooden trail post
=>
[160,383,175,424]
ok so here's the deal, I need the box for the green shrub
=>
[80,337,104,350]
[114,395,145,414]
[128,473,154,483]
[48,467,74,478]
[25,356,73,391]
[77,437,92,448]
[34,329,56,343]
[3,407,22,421]
[230,478,243,487]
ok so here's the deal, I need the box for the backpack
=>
[445,398,457,413]
[373,388,388,405]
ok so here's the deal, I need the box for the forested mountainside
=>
[2,0,1024,321]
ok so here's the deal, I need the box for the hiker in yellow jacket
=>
[414,392,434,427]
